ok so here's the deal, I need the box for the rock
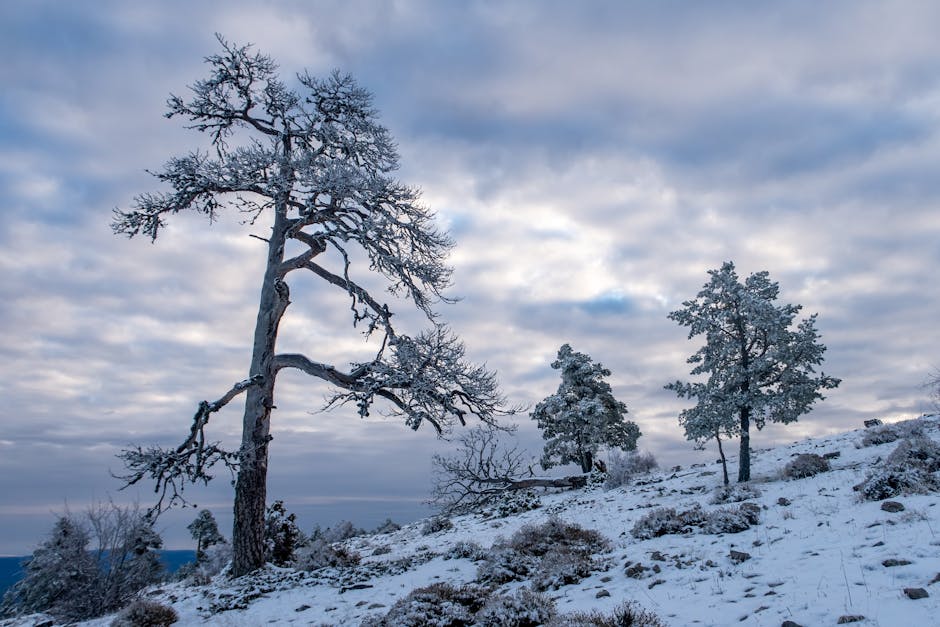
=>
[671,465,682,472]
[651,550,667,561]
[367,603,386,609]
[648,578,665,589]
[930,573,940,585]
[881,501,905,512]
[837,615,865,624]
[730,550,751,564]
[883,558,912,567]
[294,604,311,612]
[626,562,647,578]
[864,418,883,428]
[904,587,929,600]
[777,497,791,506]
[595,589,611,598]
[781,621,803,627]
[823,451,841,459]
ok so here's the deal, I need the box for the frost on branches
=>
[532,344,640,473]
[112,36,509,576]
[665,261,840,483]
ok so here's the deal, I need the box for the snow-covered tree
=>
[531,344,640,473]
[1,515,98,620]
[2,506,165,621]
[188,509,225,561]
[666,261,841,482]
[264,500,304,567]
[112,36,508,576]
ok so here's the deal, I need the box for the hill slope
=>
[7,416,940,626]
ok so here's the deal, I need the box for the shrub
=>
[631,503,759,539]
[360,582,489,627]
[604,451,658,490]
[421,516,454,535]
[443,540,486,561]
[492,489,541,517]
[710,482,761,504]
[855,467,940,501]
[477,517,610,588]
[178,541,231,584]
[373,518,401,534]
[295,538,361,571]
[548,601,667,627]
[860,426,900,447]
[475,588,557,626]
[855,436,940,501]
[784,453,831,479]
[884,436,940,472]
[110,598,178,627]
[312,520,365,543]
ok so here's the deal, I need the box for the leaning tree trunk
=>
[737,407,751,483]
[580,450,593,474]
[231,208,291,577]
[715,431,729,486]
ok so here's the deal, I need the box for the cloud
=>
[1,0,939,553]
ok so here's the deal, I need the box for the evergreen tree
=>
[188,509,225,561]
[1,516,98,620]
[264,500,304,566]
[666,262,841,482]
[532,344,640,473]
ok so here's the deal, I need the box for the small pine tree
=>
[666,262,840,482]
[264,500,304,566]
[188,509,225,561]
[1,515,98,620]
[532,344,640,473]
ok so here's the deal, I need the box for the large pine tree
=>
[666,261,840,482]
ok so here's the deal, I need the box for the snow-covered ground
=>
[8,415,940,626]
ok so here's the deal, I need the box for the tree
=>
[531,344,640,473]
[1,506,165,621]
[430,426,589,515]
[1,515,98,620]
[264,500,305,566]
[188,509,225,561]
[113,36,507,576]
[666,261,841,482]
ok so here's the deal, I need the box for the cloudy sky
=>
[2,0,939,554]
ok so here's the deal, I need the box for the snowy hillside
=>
[9,415,940,627]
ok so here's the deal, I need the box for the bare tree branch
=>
[114,375,262,515]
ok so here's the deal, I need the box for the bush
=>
[631,503,759,539]
[360,582,489,627]
[855,436,940,501]
[860,426,900,447]
[709,482,761,504]
[784,453,831,479]
[492,489,541,517]
[477,517,610,588]
[548,601,667,627]
[604,451,658,490]
[421,516,454,535]
[443,540,486,561]
[373,518,401,534]
[885,435,940,472]
[178,541,231,584]
[295,538,361,571]
[475,588,557,626]
[312,520,364,543]
[110,598,178,627]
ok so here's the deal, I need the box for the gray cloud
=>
[1,0,939,553]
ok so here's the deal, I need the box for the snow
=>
[7,415,940,626]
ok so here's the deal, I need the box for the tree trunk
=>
[716,432,729,486]
[737,407,751,482]
[580,450,594,474]
[231,210,291,577]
